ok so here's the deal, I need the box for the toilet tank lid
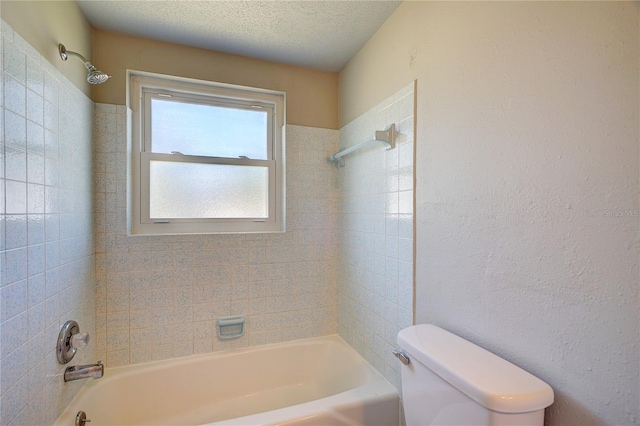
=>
[397,324,554,414]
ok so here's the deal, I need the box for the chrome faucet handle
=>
[57,320,91,364]
[70,332,90,349]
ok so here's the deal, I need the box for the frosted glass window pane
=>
[149,161,269,219]
[151,99,268,159]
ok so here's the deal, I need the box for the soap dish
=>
[217,315,245,340]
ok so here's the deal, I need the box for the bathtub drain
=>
[75,411,90,426]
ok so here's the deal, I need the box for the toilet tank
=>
[397,325,554,426]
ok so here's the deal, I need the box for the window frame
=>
[129,72,285,235]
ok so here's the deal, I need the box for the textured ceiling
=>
[77,1,402,72]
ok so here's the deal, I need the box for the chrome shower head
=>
[58,44,111,85]
[86,65,111,85]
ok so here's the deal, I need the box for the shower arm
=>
[58,43,110,84]
[59,44,94,70]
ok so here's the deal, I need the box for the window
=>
[129,73,285,235]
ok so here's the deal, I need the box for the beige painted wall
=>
[338,5,415,128]
[1,0,92,97]
[339,2,639,425]
[93,30,338,129]
[1,4,338,128]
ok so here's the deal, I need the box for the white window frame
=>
[129,72,285,235]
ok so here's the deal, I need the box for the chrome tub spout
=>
[64,361,103,382]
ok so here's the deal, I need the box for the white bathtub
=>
[54,335,399,426]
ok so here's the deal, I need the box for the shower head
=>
[86,65,111,85]
[58,44,111,85]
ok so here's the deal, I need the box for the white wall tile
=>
[5,215,26,249]
[4,111,25,151]
[3,22,406,424]
[0,23,95,425]
[26,89,43,125]
[4,75,25,117]
[27,120,44,154]
[337,83,414,391]
[3,39,25,84]
[94,108,339,366]
[5,145,26,182]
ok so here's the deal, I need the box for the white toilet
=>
[396,324,554,426]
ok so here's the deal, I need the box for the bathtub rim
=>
[95,333,371,381]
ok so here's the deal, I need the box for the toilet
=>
[396,324,554,426]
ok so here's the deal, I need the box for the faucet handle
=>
[70,332,90,349]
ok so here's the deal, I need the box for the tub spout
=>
[64,361,103,382]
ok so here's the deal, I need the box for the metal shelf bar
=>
[330,123,396,167]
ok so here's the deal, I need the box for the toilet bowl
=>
[396,324,554,426]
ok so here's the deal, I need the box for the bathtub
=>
[54,335,399,426]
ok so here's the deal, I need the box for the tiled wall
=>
[93,105,339,367]
[0,17,408,425]
[0,21,96,425]
[337,83,414,391]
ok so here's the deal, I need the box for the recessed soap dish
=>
[217,315,245,340]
